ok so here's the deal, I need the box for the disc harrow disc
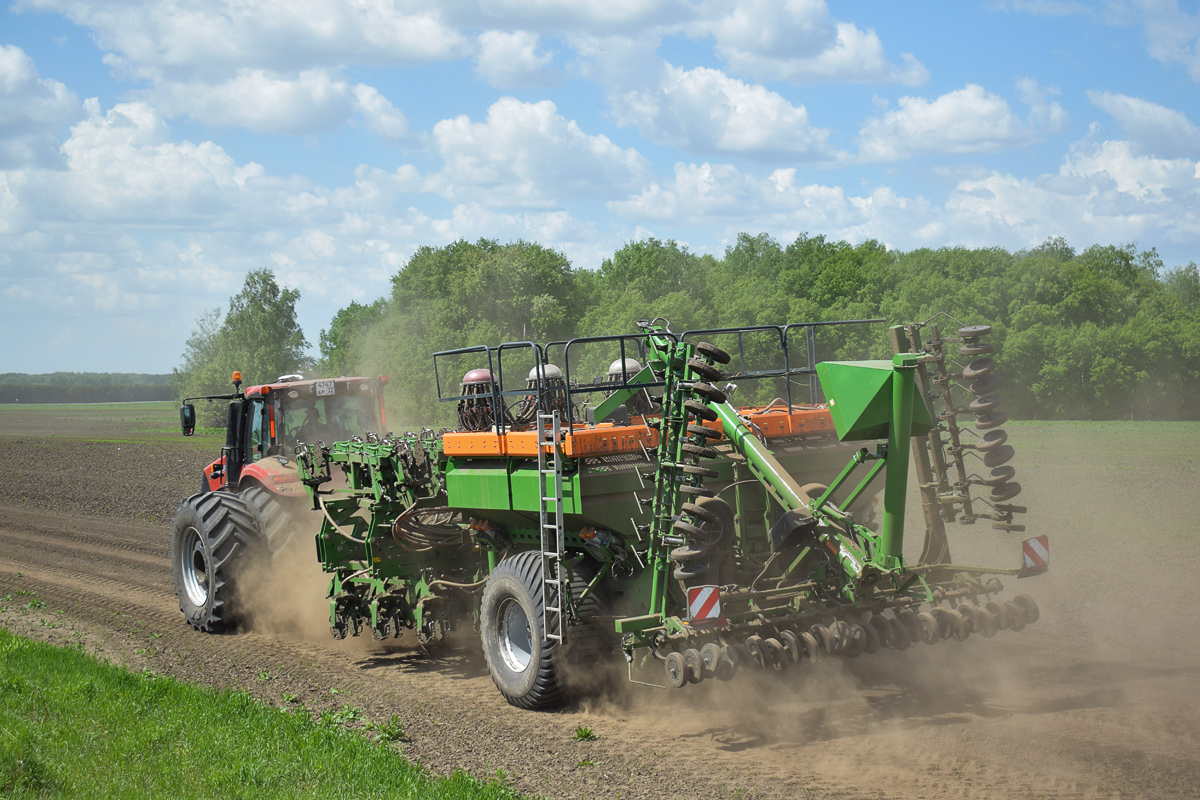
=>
[715,650,737,681]
[690,382,727,404]
[684,399,718,422]
[960,342,994,356]
[887,617,912,650]
[979,466,1016,486]
[694,341,732,364]
[986,600,1010,630]
[1003,601,1026,631]
[960,603,998,638]
[860,619,881,655]
[947,608,971,641]
[670,545,707,562]
[681,443,719,459]
[929,607,956,640]
[700,642,723,679]
[673,562,708,581]
[975,411,1009,430]
[664,652,687,688]
[969,394,1003,413]
[969,374,1003,397]
[975,429,1008,451]
[1012,594,1040,624]
[983,444,1016,467]
[686,357,723,382]
[868,615,893,648]
[681,502,719,524]
[962,358,996,381]
[799,631,822,662]
[779,630,802,663]
[683,648,705,683]
[809,624,836,656]
[763,638,788,671]
[989,481,1022,502]
[745,635,766,668]
[915,612,941,644]
[897,609,921,641]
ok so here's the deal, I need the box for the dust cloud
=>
[240,519,333,643]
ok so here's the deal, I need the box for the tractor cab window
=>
[279,391,377,448]
[246,399,267,463]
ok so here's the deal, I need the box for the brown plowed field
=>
[2,404,1199,799]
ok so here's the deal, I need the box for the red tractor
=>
[171,371,387,631]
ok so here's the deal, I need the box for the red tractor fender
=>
[238,458,307,499]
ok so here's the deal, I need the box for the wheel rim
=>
[497,598,533,673]
[181,525,210,607]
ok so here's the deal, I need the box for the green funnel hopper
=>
[816,359,934,442]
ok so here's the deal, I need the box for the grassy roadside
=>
[0,627,527,800]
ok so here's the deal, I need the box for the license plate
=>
[315,380,335,397]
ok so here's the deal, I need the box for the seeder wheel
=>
[682,648,705,684]
[664,652,688,688]
[1013,594,1040,624]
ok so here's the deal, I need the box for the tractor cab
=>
[181,373,387,495]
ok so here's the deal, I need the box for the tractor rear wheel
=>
[480,551,607,710]
[169,492,262,632]
[240,483,306,556]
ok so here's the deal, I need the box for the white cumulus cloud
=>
[1134,0,1200,82]
[352,84,412,142]
[609,64,841,160]
[1087,90,1200,158]
[699,0,928,85]
[427,97,651,207]
[148,69,357,135]
[13,0,472,75]
[3,100,266,231]
[474,31,557,88]
[857,83,1067,162]
[0,45,83,168]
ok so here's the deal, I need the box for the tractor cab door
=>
[221,397,267,490]
[245,398,267,464]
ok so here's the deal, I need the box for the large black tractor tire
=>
[480,551,608,710]
[240,483,307,556]
[169,492,263,632]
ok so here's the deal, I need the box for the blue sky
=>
[2,0,1198,373]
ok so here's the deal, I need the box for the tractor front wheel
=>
[169,492,262,632]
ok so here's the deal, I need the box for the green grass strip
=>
[0,627,527,800]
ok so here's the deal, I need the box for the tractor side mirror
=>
[180,404,196,437]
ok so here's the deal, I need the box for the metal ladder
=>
[536,410,566,643]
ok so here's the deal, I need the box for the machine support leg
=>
[881,356,918,562]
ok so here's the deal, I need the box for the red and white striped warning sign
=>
[686,585,724,623]
[1020,535,1049,576]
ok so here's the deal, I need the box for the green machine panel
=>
[445,461,512,510]
[816,359,934,442]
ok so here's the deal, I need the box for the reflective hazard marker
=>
[686,585,724,624]
[1019,535,1049,578]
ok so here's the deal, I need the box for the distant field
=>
[0,401,222,444]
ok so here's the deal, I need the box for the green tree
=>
[173,269,310,420]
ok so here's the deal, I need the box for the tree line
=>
[0,373,173,404]
[175,234,1200,424]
